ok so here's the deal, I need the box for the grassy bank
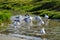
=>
[0,10,12,30]
[0,0,60,19]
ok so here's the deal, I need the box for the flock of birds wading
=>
[10,14,49,35]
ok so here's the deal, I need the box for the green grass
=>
[0,10,12,24]
[0,0,60,25]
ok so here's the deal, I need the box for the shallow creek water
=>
[0,16,60,40]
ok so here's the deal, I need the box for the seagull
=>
[35,16,44,26]
[44,14,49,19]
[44,14,49,26]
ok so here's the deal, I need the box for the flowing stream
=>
[0,15,60,40]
